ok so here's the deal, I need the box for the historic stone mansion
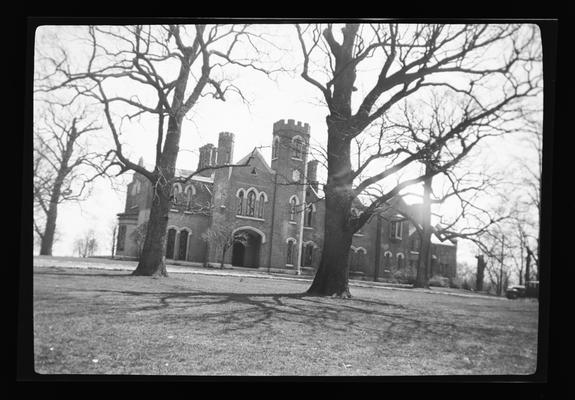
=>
[115,119,457,280]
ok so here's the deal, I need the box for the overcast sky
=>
[33,23,543,270]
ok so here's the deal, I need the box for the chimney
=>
[197,143,216,177]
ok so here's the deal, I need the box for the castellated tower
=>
[268,119,311,269]
[216,131,235,166]
[271,119,310,184]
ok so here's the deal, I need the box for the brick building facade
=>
[116,119,457,280]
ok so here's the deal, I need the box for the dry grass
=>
[33,266,539,376]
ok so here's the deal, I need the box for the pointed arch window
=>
[292,137,304,159]
[185,185,194,210]
[247,190,256,217]
[397,253,405,269]
[272,136,280,160]
[289,196,298,221]
[258,193,266,218]
[236,190,245,215]
[304,204,314,227]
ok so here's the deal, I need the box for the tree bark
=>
[307,201,353,297]
[307,127,354,297]
[39,173,65,256]
[132,183,170,277]
[475,255,485,292]
[131,99,185,276]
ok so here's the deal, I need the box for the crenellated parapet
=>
[273,119,310,136]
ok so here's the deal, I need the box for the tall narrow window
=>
[171,184,180,204]
[289,197,298,221]
[237,191,244,215]
[397,253,405,269]
[384,251,392,270]
[247,191,256,217]
[272,137,279,159]
[185,186,194,210]
[304,243,314,267]
[292,137,303,159]
[258,193,266,218]
[356,249,366,269]
[286,240,295,265]
[390,220,403,239]
[304,204,313,227]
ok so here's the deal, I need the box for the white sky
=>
[33,23,543,271]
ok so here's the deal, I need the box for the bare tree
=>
[33,103,109,255]
[201,222,249,269]
[73,229,99,258]
[36,24,279,276]
[295,23,542,297]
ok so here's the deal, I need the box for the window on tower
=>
[272,136,279,160]
[292,137,303,159]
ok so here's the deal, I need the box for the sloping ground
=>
[32,266,539,376]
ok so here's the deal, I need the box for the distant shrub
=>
[461,279,473,291]
[449,277,463,289]
[429,275,450,287]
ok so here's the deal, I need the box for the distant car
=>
[506,285,526,299]
[506,281,539,299]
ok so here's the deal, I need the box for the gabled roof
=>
[235,147,276,175]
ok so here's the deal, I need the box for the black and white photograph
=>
[23,18,554,380]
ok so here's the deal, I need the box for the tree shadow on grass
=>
[34,269,135,278]
[84,287,468,341]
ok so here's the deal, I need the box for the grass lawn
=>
[32,266,539,376]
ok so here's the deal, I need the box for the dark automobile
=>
[506,281,539,299]
[506,285,526,299]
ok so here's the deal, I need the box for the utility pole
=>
[499,234,505,296]
[296,153,309,276]
[373,214,382,281]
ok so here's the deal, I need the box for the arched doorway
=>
[231,229,263,268]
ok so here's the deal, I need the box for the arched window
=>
[236,190,245,215]
[384,251,392,269]
[272,136,279,159]
[258,193,266,218]
[356,248,366,269]
[247,190,256,217]
[292,137,304,159]
[303,243,314,267]
[397,253,405,269]
[171,184,181,203]
[185,185,194,210]
[286,239,296,265]
[289,196,298,221]
[304,204,314,227]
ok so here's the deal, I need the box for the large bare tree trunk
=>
[39,171,66,256]
[132,183,170,277]
[475,255,486,292]
[132,116,183,277]
[307,125,354,297]
[307,194,354,297]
